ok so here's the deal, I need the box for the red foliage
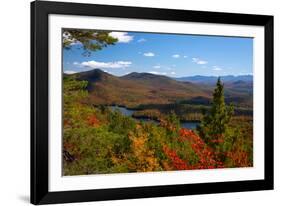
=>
[177,128,224,170]
[86,115,100,127]
[162,145,189,170]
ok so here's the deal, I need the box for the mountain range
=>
[66,69,253,108]
[175,75,253,84]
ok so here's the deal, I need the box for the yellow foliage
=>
[128,126,160,172]
[111,125,160,172]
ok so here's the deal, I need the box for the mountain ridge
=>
[65,69,253,107]
[64,69,253,83]
[66,69,211,107]
[175,74,253,84]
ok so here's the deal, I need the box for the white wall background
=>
[0,0,279,205]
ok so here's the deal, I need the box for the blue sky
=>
[63,31,253,77]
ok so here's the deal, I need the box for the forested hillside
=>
[63,76,253,175]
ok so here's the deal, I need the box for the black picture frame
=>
[31,0,274,204]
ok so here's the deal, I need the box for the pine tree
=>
[198,77,234,146]
[62,29,118,56]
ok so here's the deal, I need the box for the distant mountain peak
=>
[80,68,107,75]
[75,69,113,82]
[122,72,170,81]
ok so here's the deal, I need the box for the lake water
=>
[110,105,135,116]
[180,122,199,129]
[109,106,199,130]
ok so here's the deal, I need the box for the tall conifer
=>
[198,78,234,146]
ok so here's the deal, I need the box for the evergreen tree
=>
[198,78,234,146]
[63,29,118,56]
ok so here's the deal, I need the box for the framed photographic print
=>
[31,0,274,204]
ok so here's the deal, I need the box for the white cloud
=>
[81,60,132,69]
[73,61,79,65]
[170,71,176,75]
[149,71,167,75]
[153,65,161,69]
[109,32,133,43]
[212,66,222,71]
[183,55,188,58]
[143,52,155,57]
[172,54,180,58]
[137,38,146,43]
[192,57,208,65]
[64,70,77,74]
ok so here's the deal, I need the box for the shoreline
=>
[108,105,202,123]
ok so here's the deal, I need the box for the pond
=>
[109,105,200,130]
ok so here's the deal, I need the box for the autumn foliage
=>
[63,77,253,176]
[86,115,100,127]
